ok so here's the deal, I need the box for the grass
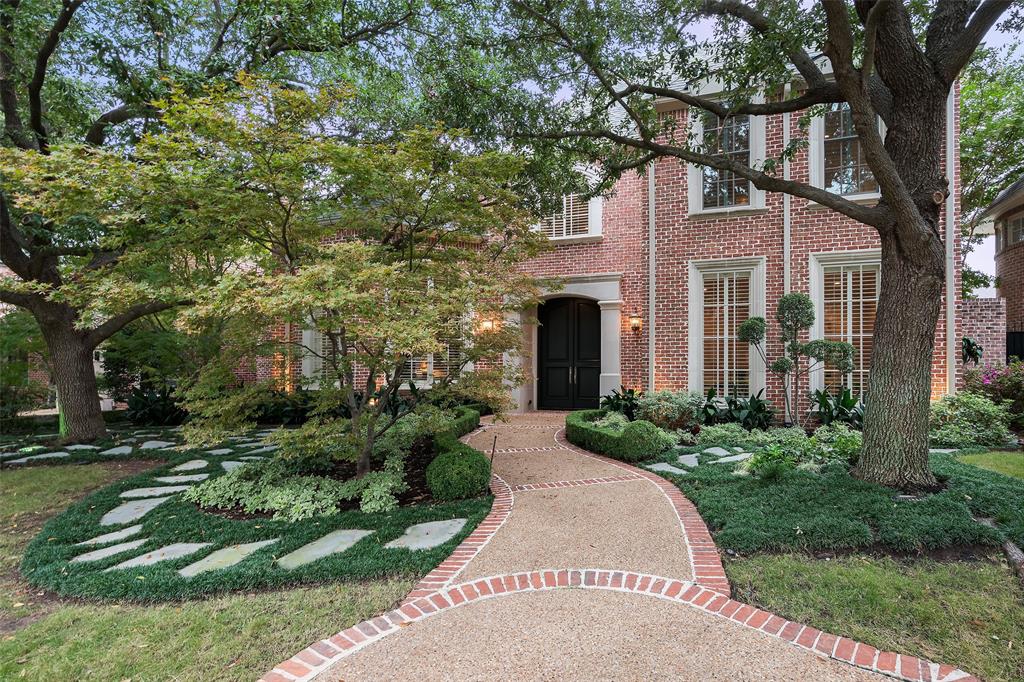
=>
[0,460,415,680]
[959,451,1024,480]
[726,553,1024,682]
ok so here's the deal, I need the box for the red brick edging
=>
[260,568,976,682]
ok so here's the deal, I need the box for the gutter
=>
[945,89,957,395]
[648,162,657,391]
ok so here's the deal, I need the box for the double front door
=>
[537,297,601,410]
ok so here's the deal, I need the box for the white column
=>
[300,328,318,381]
[597,299,623,396]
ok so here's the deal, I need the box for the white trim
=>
[686,107,767,216]
[944,89,956,395]
[686,257,767,396]
[543,195,604,242]
[782,83,792,294]
[808,104,884,204]
[808,249,882,393]
[648,163,657,390]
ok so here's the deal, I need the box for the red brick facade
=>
[960,298,1006,369]
[995,238,1024,330]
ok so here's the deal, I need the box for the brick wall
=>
[960,298,1007,371]
[995,240,1024,330]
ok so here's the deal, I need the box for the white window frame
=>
[687,107,767,217]
[687,256,766,396]
[537,194,603,242]
[808,248,881,394]
[1008,212,1024,247]
[809,105,885,204]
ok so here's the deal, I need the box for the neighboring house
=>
[989,175,1024,360]
[505,92,967,414]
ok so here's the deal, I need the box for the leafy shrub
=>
[812,423,863,464]
[426,444,491,501]
[745,444,798,479]
[593,411,630,431]
[636,389,703,431]
[929,392,1013,447]
[811,388,865,429]
[565,410,677,462]
[718,391,775,430]
[965,361,1024,428]
[125,386,187,426]
[600,386,641,421]
[696,423,750,446]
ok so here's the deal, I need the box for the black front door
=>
[537,298,602,410]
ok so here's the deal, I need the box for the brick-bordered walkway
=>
[261,413,977,682]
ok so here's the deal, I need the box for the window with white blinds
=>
[701,270,752,397]
[397,334,465,384]
[821,262,879,396]
[538,194,594,239]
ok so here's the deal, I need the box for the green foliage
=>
[965,361,1024,428]
[426,445,491,502]
[635,389,703,431]
[929,392,1013,448]
[811,388,865,429]
[962,336,984,366]
[565,410,677,462]
[744,444,798,480]
[0,310,48,421]
[124,386,187,426]
[592,411,630,431]
[599,386,640,421]
[697,423,751,447]
[812,423,863,464]
[775,293,816,332]
[719,391,775,430]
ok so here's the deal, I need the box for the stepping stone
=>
[646,462,689,475]
[100,496,174,526]
[6,451,69,464]
[172,459,208,472]
[702,446,733,458]
[120,485,192,499]
[155,473,209,483]
[929,448,956,453]
[221,461,245,472]
[205,448,234,456]
[177,539,279,577]
[105,542,211,571]
[677,453,700,468]
[71,538,149,563]
[77,524,144,546]
[140,440,175,450]
[384,519,467,550]
[239,456,266,462]
[66,444,100,451]
[100,445,133,456]
[134,432,159,437]
[245,445,279,455]
[276,529,374,570]
[713,452,751,464]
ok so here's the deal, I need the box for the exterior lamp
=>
[478,317,499,333]
[629,313,643,333]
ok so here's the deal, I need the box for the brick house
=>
[501,90,967,415]
[989,175,1024,361]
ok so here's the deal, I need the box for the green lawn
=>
[959,451,1024,480]
[0,462,413,680]
[726,553,1024,682]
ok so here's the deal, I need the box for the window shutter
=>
[540,194,591,238]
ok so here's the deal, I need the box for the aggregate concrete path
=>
[268,413,973,682]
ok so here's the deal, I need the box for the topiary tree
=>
[738,293,853,427]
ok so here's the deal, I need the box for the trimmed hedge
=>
[443,406,481,441]
[426,443,491,501]
[565,410,676,462]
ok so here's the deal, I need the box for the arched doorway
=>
[537,297,602,409]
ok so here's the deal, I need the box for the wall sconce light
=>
[478,317,499,333]
[629,313,643,333]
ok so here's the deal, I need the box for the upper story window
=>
[1007,215,1024,249]
[701,113,751,209]
[538,194,602,240]
[810,102,883,201]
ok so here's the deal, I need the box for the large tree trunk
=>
[854,230,944,490]
[39,318,107,442]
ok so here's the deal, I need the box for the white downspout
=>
[945,89,957,395]
[783,82,792,293]
[648,162,657,391]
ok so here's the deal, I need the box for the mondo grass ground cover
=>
[651,450,1024,554]
[0,424,187,468]
[726,553,1024,682]
[20,448,491,601]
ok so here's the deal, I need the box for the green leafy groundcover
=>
[20,448,491,602]
[651,450,1023,555]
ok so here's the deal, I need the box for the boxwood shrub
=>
[427,442,491,501]
[565,409,676,462]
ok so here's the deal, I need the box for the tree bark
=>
[38,316,107,443]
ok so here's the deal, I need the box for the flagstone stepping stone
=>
[140,440,175,450]
[100,496,174,526]
[712,452,751,464]
[6,451,69,464]
[154,473,209,483]
[178,539,279,577]
[100,445,133,456]
[239,456,266,462]
[677,453,700,468]
[172,459,209,472]
[205,448,234,456]
[221,460,245,472]
[646,462,688,475]
[245,445,279,454]
[276,529,374,570]
[105,542,212,571]
[119,485,192,499]
[77,525,143,546]
[929,448,956,453]
[66,444,100,451]
[71,538,149,563]
[384,519,467,550]
[702,446,733,458]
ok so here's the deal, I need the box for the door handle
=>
[571,366,575,384]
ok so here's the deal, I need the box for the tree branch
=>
[0,0,32,149]
[0,191,35,278]
[28,0,85,151]
[936,0,1010,84]
[84,299,190,348]
[859,0,892,80]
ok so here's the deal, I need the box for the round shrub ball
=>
[427,447,491,501]
[614,419,677,462]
